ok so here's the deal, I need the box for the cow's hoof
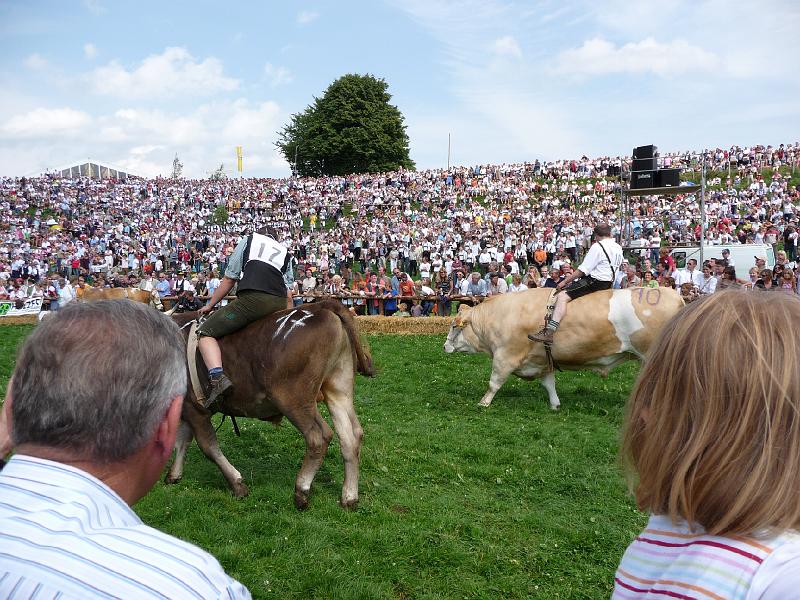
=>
[478,399,492,408]
[549,403,561,411]
[340,497,359,511]
[231,480,249,498]
[163,473,181,485]
[294,487,310,510]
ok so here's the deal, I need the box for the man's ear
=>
[1,379,15,458]
[153,395,183,461]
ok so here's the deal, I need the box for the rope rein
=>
[541,288,561,373]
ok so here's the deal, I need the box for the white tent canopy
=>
[45,158,140,180]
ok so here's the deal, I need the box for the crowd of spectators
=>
[1,141,798,314]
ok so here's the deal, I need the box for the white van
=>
[670,244,775,270]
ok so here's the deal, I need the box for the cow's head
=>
[443,304,477,354]
[150,288,165,311]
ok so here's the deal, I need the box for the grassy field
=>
[0,325,645,599]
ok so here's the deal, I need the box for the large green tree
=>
[277,74,415,177]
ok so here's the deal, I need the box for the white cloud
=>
[89,47,239,98]
[0,99,287,177]
[24,53,48,70]
[297,10,319,25]
[553,37,720,77]
[492,36,521,59]
[1,107,91,139]
[83,43,97,59]
[219,99,282,142]
[130,144,164,156]
[387,0,586,166]
[264,63,293,87]
[82,0,106,15]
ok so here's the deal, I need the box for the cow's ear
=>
[457,303,471,314]
[455,310,471,327]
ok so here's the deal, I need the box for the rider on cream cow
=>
[529,223,623,344]
[197,226,291,407]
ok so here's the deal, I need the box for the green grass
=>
[0,327,645,599]
[0,324,33,392]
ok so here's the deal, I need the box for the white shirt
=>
[699,275,717,294]
[578,239,623,282]
[58,282,76,304]
[674,268,704,288]
[613,266,628,289]
[0,455,250,599]
[301,276,317,293]
[488,278,508,295]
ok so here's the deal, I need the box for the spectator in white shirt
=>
[57,277,76,306]
[614,259,629,289]
[674,259,704,289]
[721,248,735,269]
[488,272,508,295]
[698,264,718,295]
[508,274,528,293]
[0,301,250,599]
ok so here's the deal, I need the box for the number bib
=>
[245,233,288,273]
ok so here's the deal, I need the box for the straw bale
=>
[356,316,451,335]
[0,315,38,326]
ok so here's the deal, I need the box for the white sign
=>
[0,297,43,318]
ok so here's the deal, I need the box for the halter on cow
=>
[165,299,373,509]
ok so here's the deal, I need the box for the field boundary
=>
[0,313,452,334]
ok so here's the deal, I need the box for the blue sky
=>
[1,0,798,178]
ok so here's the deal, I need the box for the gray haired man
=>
[0,300,251,599]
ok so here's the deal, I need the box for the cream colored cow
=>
[443,287,683,409]
[81,287,165,310]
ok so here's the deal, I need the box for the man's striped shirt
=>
[0,455,251,599]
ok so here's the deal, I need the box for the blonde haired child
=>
[614,291,800,598]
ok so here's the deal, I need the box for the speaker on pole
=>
[655,168,681,187]
[631,170,655,189]
[633,145,657,160]
[632,157,657,172]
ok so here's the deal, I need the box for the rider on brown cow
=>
[197,227,292,407]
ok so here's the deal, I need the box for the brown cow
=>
[444,287,684,409]
[165,299,373,509]
[81,287,165,310]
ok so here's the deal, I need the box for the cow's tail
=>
[319,299,375,377]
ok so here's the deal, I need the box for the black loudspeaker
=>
[607,165,621,177]
[633,145,657,159]
[656,168,681,187]
[631,170,656,189]
[632,158,657,172]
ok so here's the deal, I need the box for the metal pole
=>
[447,133,451,170]
[619,187,626,248]
[699,151,706,268]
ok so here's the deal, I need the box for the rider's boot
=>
[528,319,559,344]
[528,328,554,343]
[205,372,233,409]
